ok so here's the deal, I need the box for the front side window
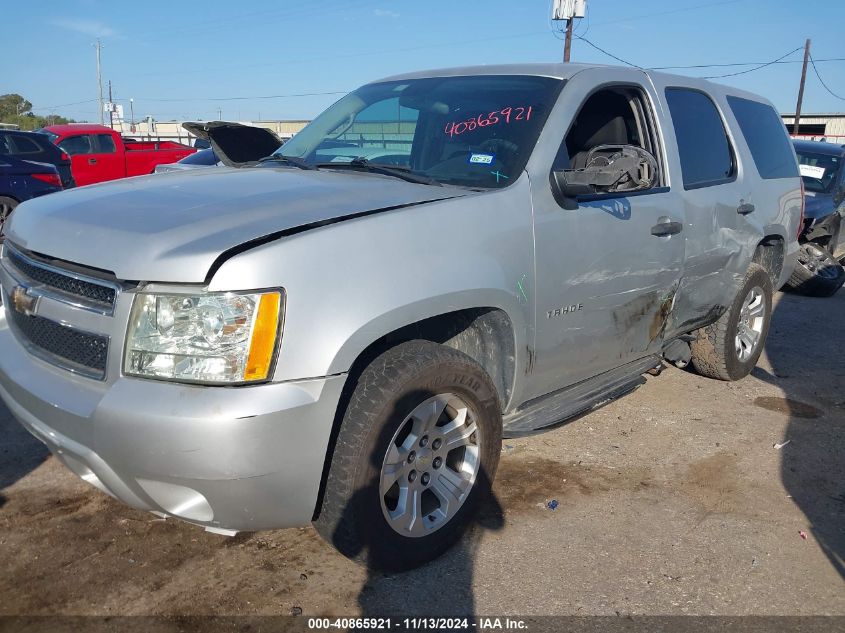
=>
[665,88,734,189]
[278,75,563,189]
[59,134,94,155]
[727,96,798,180]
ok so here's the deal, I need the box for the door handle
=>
[737,202,755,215]
[88,158,98,165]
[651,218,683,237]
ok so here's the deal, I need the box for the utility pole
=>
[94,39,104,125]
[563,17,574,62]
[108,80,114,129]
[793,38,811,137]
[552,0,586,62]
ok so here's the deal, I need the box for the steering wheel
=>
[479,138,519,159]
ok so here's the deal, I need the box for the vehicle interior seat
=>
[565,91,636,169]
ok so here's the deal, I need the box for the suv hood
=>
[182,121,283,166]
[7,167,463,282]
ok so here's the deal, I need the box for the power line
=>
[653,57,845,70]
[701,46,802,79]
[575,36,642,69]
[32,98,99,111]
[809,52,845,101]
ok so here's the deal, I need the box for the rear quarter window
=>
[9,135,43,154]
[96,134,117,153]
[665,88,734,189]
[727,96,799,180]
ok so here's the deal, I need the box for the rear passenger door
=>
[649,81,748,338]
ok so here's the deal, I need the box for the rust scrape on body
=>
[649,288,676,342]
[611,286,677,343]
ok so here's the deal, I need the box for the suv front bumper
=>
[0,310,345,532]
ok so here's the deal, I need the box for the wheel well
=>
[311,307,515,521]
[753,235,785,285]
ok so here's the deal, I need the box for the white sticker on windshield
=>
[469,153,495,165]
[800,164,826,179]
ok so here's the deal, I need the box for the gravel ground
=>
[0,290,843,619]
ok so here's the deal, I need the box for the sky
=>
[3,0,845,123]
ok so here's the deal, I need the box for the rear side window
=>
[727,96,799,179]
[96,134,117,153]
[8,135,42,154]
[665,88,734,189]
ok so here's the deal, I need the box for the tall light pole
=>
[94,39,104,124]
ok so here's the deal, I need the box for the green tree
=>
[0,93,76,130]
[0,94,33,120]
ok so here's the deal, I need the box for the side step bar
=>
[502,355,661,438]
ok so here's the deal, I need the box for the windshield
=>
[795,149,841,193]
[276,75,563,188]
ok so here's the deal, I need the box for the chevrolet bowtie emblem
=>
[11,285,39,317]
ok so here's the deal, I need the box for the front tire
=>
[785,242,845,297]
[314,340,502,570]
[690,263,773,381]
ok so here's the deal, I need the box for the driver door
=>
[525,70,686,402]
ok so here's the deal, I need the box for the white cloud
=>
[52,18,118,38]
[374,8,400,18]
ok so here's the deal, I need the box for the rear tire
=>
[690,264,772,381]
[785,242,845,297]
[0,196,18,241]
[314,340,501,570]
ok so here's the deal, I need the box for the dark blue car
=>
[1,130,74,189]
[790,139,845,296]
[0,154,63,240]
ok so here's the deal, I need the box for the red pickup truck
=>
[40,124,196,186]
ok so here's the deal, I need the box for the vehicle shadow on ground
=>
[752,290,845,581]
[0,400,50,508]
[355,484,503,618]
[325,390,505,617]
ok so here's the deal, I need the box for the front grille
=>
[8,305,109,379]
[5,246,117,312]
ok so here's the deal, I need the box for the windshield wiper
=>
[317,157,442,186]
[258,154,317,170]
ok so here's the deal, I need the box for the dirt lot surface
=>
[1,291,843,619]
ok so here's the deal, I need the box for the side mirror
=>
[833,184,845,207]
[551,145,659,209]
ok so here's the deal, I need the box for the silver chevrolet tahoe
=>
[0,64,801,569]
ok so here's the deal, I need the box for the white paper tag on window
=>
[800,164,826,179]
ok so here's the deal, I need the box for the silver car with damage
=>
[0,64,801,569]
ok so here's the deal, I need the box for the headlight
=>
[124,290,283,384]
